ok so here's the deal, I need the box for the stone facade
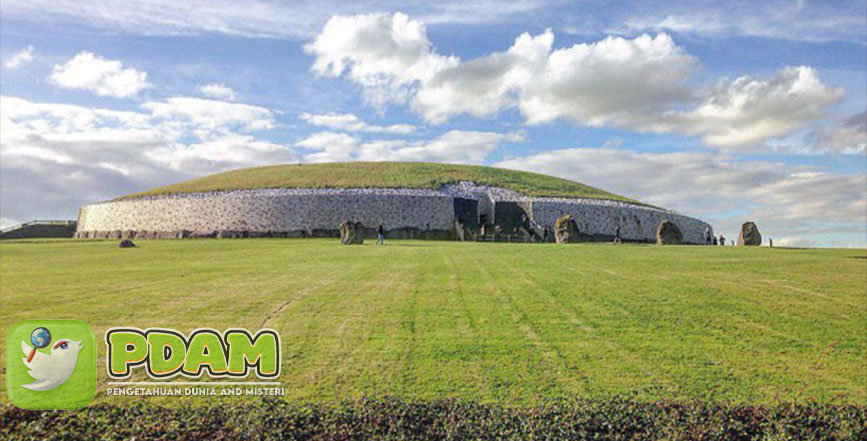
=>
[76,184,712,244]
[531,198,711,244]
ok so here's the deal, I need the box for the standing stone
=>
[738,221,762,246]
[554,215,579,244]
[656,220,683,245]
[339,220,364,245]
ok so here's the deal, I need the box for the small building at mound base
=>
[75,182,713,243]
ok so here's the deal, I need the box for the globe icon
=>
[30,327,51,349]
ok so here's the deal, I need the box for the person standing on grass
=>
[719,234,725,246]
[376,221,385,245]
[705,227,712,245]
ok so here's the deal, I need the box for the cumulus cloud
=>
[518,33,695,127]
[0,95,292,226]
[495,147,866,246]
[299,112,415,134]
[307,15,694,127]
[49,52,150,98]
[295,130,524,164]
[4,46,34,69]
[658,66,844,149]
[304,12,458,109]
[197,83,237,100]
[413,30,555,123]
[309,13,847,153]
[294,131,360,163]
[143,97,275,133]
[147,135,293,174]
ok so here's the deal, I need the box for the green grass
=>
[1,239,864,406]
[121,162,638,203]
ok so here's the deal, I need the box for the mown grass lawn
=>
[0,239,864,406]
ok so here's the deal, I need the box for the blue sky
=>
[1,0,865,247]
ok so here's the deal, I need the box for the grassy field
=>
[123,162,638,202]
[0,239,864,406]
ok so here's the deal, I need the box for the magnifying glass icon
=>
[27,327,52,362]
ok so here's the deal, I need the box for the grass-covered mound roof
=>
[123,162,639,203]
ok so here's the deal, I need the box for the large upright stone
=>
[656,220,683,245]
[339,220,364,245]
[554,215,579,244]
[738,221,762,246]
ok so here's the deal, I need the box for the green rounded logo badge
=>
[6,320,97,409]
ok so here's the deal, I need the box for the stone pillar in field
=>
[738,221,762,246]
[339,220,364,245]
[656,220,683,245]
[554,215,579,244]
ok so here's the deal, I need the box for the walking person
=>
[376,221,385,245]
[614,226,622,244]
[705,227,712,245]
[719,235,725,246]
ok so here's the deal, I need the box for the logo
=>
[106,328,280,379]
[6,320,96,409]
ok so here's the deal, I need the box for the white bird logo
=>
[21,339,84,391]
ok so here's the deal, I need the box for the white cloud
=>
[804,111,867,155]
[143,97,275,132]
[495,147,866,246]
[294,131,360,163]
[307,15,695,127]
[147,135,294,174]
[621,0,867,44]
[517,33,695,127]
[309,13,845,153]
[4,46,34,69]
[0,0,547,39]
[295,129,524,164]
[299,112,415,134]
[49,52,149,98]
[413,30,555,123]
[304,12,458,109]
[774,236,812,248]
[359,130,525,163]
[659,66,844,149]
[0,95,292,225]
[197,83,237,101]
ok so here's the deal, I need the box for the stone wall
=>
[76,185,712,243]
[531,198,711,244]
[78,189,456,236]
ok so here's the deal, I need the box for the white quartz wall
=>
[78,190,456,233]
[77,187,712,243]
[532,199,711,244]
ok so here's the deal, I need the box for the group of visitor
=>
[705,228,728,246]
